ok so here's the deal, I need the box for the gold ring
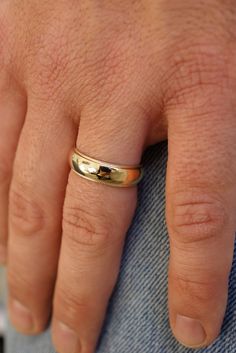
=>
[70,149,143,188]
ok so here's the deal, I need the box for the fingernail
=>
[0,245,7,264]
[175,315,206,347]
[54,321,81,353]
[10,300,34,332]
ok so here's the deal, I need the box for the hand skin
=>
[0,0,236,352]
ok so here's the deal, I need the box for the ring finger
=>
[52,104,149,353]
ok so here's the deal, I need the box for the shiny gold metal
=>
[70,149,143,187]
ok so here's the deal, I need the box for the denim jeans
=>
[6,143,236,353]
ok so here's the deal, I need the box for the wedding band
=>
[70,149,143,187]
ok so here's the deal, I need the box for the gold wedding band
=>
[70,149,143,187]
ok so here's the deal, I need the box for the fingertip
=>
[52,320,81,353]
[173,314,207,348]
[169,309,223,349]
[8,299,34,334]
[8,298,49,335]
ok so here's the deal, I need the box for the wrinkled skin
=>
[0,1,236,352]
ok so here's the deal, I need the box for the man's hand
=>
[0,1,236,352]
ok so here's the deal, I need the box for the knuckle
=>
[9,189,45,236]
[36,45,68,88]
[170,272,219,304]
[54,287,93,325]
[63,204,111,249]
[163,41,236,107]
[169,191,227,244]
[29,29,73,99]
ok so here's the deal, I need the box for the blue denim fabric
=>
[7,143,236,353]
